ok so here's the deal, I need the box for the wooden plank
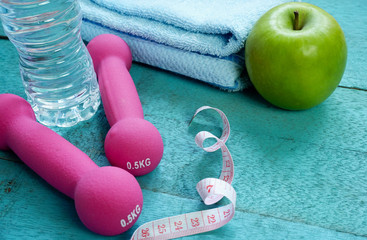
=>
[1,160,365,240]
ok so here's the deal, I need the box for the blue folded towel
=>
[80,0,290,91]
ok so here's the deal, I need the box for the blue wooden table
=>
[1,0,366,239]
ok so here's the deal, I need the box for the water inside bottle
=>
[0,0,100,127]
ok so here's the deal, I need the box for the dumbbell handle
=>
[5,112,97,198]
[95,54,144,126]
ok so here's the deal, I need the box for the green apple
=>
[245,2,347,110]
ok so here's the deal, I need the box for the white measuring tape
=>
[131,106,236,239]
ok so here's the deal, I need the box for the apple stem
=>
[294,11,301,30]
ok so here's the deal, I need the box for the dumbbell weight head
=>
[105,118,163,176]
[75,166,143,235]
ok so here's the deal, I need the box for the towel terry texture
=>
[80,0,290,91]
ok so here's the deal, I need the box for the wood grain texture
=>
[1,159,366,240]
[1,54,366,239]
[1,0,367,239]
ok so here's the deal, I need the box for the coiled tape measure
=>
[131,106,237,239]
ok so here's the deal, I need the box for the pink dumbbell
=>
[87,34,164,176]
[0,94,143,236]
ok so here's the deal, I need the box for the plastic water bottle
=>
[0,0,100,127]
